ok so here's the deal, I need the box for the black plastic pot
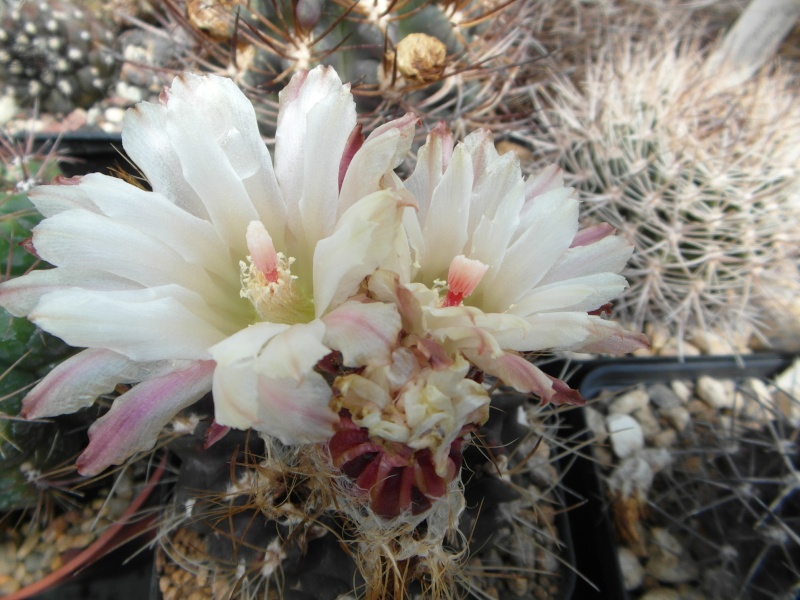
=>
[546,352,797,600]
[28,132,126,178]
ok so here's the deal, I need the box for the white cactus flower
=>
[372,122,648,405]
[0,66,415,475]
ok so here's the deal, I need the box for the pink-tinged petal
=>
[403,122,454,225]
[339,124,364,190]
[77,360,215,476]
[523,164,564,202]
[571,223,615,247]
[30,286,230,362]
[339,112,418,214]
[466,349,584,406]
[209,322,290,431]
[493,311,648,354]
[253,370,336,445]
[322,300,401,367]
[211,321,336,443]
[22,348,178,419]
[571,318,649,354]
[0,268,137,317]
[313,190,406,316]
[539,235,634,285]
[204,421,231,449]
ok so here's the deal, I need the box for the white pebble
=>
[645,528,698,584]
[661,405,691,431]
[618,547,644,591]
[670,380,692,403]
[696,376,735,409]
[607,414,644,458]
[104,106,126,123]
[609,388,649,415]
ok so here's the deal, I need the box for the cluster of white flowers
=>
[0,66,645,516]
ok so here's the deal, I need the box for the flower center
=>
[240,221,314,325]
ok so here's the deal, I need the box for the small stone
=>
[114,80,142,104]
[645,528,698,584]
[661,406,691,431]
[0,575,21,595]
[640,588,682,600]
[618,547,644,591]
[584,406,608,438]
[607,414,644,459]
[649,384,682,409]
[671,380,692,403]
[608,456,654,497]
[690,330,735,355]
[652,428,677,448]
[774,358,800,424]
[696,376,735,409]
[634,405,661,441]
[609,388,649,415]
[104,106,126,123]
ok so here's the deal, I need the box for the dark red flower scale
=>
[327,412,467,519]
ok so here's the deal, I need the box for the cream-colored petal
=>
[313,190,404,316]
[322,300,401,367]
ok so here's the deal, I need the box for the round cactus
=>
[0,0,119,114]
[528,34,800,345]
[148,0,545,133]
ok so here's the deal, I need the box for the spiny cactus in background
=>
[0,0,120,114]
[527,35,800,346]
[0,133,84,515]
[149,0,545,134]
[156,390,569,599]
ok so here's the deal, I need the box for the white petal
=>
[77,360,215,475]
[122,101,209,218]
[22,348,180,419]
[0,268,136,317]
[166,74,287,243]
[164,85,261,257]
[275,67,356,253]
[313,190,403,316]
[30,286,230,361]
[482,190,578,310]
[538,235,634,285]
[78,174,236,282]
[322,300,401,367]
[420,144,473,280]
[403,123,452,225]
[507,273,629,316]
[339,112,417,215]
[28,179,99,218]
[32,209,231,308]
